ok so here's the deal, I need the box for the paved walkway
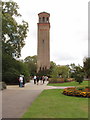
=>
[2,80,70,118]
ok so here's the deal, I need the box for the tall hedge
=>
[2,54,29,84]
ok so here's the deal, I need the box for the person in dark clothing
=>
[40,76,43,84]
[23,76,25,87]
[36,76,39,85]
[43,76,45,84]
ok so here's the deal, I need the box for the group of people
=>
[19,75,25,87]
[33,75,48,85]
[18,74,48,87]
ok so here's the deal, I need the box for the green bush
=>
[49,78,64,83]
[49,78,75,83]
[73,66,84,84]
[2,54,30,84]
[75,73,84,84]
[2,82,7,90]
[64,78,68,82]
[76,86,85,91]
[3,68,19,85]
[0,82,7,90]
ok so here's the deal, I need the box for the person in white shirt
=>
[44,76,48,83]
[34,75,36,84]
[19,75,23,87]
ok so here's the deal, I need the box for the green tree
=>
[83,57,90,79]
[24,55,37,63]
[2,53,30,84]
[2,2,28,57]
[24,56,37,76]
[57,65,69,78]
[69,63,76,78]
[50,65,69,78]
[74,65,84,84]
[2,53,19,84]
[2,2,29,84]
[50,66,58,78]
[49,61,57,77]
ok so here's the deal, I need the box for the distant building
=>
[37,12,50,72]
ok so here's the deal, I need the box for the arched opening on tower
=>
[43,17,45,22]
[43,67,44,70]
[45,66,47,70]
[40,67,41,71]
[42,40,44,44]
[39,17,41,23]
[47,17,49,23]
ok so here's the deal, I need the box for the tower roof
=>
[38,12,50,16]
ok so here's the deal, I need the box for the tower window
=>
[43,17,45,22]
[39,17,41,22]
[47,17,49,22]
[45,66,47,70]
[42,40,44,44]
[43,67,44,70]
[40,67,41,71]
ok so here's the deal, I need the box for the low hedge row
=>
[63,87,90,98]
[49,78,74,83]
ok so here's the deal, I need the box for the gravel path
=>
[2,80,71,119]
[2,81,48,118]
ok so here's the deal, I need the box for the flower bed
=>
[63,86,90,98]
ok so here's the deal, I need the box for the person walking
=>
[42,76,45,84]
[45,76,48,82]
[18,76,20,87]
[40,76,43,85]
[22,75,25,87]
[36,76,40,85]
[19,75,23,87]
[34,75,36,84]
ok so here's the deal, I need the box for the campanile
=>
[37,12,50,72]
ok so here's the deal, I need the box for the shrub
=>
[49,78,74,83]
[74,66,84,84]
[76,86,85,91]
[74,73,84,84]
[2,54,30,85]
[64,78,68,82]
[0,82,7,90]
[49,78,64,83]
[3,68,19,85]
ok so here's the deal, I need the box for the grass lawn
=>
[48,80,89,87]
[22,89,88,118]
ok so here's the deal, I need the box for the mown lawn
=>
[22,89,88,118]
[48,80,89,87]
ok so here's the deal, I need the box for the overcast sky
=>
[6,0,88,66]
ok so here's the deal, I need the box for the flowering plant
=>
[63,86,90,98]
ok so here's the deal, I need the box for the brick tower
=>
[37,12,50,72]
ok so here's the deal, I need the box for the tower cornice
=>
[37,23,50,25]
[37,23,50,28]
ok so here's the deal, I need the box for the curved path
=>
[2,80,70,118]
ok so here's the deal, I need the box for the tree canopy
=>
[2,2,28,57]
[24,55,37,76]
[2,2,29,84]
[83,57,90,78]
